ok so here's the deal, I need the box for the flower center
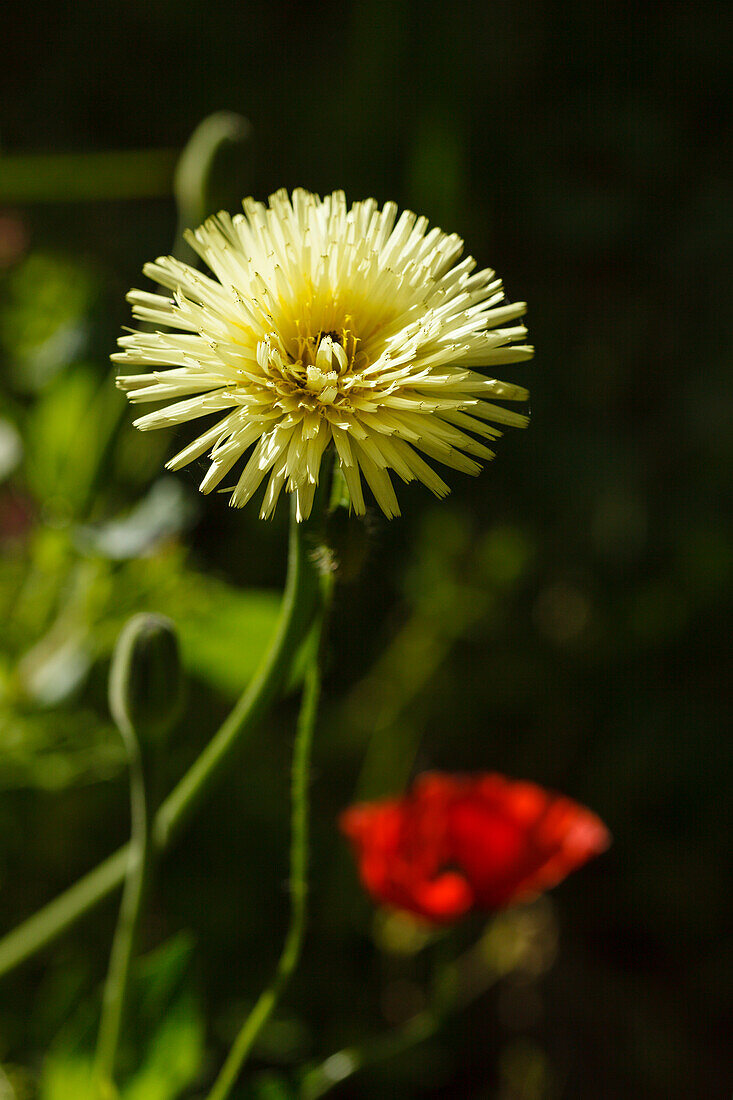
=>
[303,334,348,405]
[258,328,365,414]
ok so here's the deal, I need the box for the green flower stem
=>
[152,505,321,852]
[0,505,321,980]
[300,1012,440,1099]
[299,930,502,1099]
[206,574,333,1100]
[94,735,150,1093]
[172,111,252,265]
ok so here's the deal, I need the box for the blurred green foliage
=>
[39,935,204,1100]
[1,0,731,1096]
[0,253,95,392]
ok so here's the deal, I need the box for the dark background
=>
[1,1,731,1097]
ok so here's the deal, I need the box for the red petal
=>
[448,776,610,908]
[339,772,610,923]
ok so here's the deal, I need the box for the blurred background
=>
[1,1,731,1097]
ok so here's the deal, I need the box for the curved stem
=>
[300,1012,439,1099]
[154,502,321,848]
[94,736,150,1092]
[0,505,321,980]
[299,927,502,1099]
[206,578,333,1100]
[172,111,252,265]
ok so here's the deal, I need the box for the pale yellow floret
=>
[114,188,532,520]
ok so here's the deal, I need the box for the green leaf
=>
[0,530,285,791]
[172,580,281,698]
[0,252,95,391]
[23,366,123,519]
[123,991,203,1100]
[248,1071,297,1100]
[39,935,204,1100]
[0,707,121,791]
[39,1052,96,1100]
[77,551,283,698]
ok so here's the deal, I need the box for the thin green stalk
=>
[153,506,320,851]
[94,738,150,1093]
[206,579,333,1100]
[300,1012,439,1099]
[172,111,252,265]
[299,928,502,1099]
[0,505,320,979]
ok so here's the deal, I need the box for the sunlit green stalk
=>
[300,1012,439,1099]
[94,735,150,1093]
[0,505,321,979]
[299,925,502,1098]
[172,111,252,264]
[206,575,333,1100]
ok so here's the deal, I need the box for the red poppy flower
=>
[340,772,610,923]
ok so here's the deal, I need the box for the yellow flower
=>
[114,189,532,521]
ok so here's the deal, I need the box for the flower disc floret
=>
[114,189,533,520]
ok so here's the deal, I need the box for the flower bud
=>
[109,614,182,745]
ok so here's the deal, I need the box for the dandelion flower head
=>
[114,189,532,520]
